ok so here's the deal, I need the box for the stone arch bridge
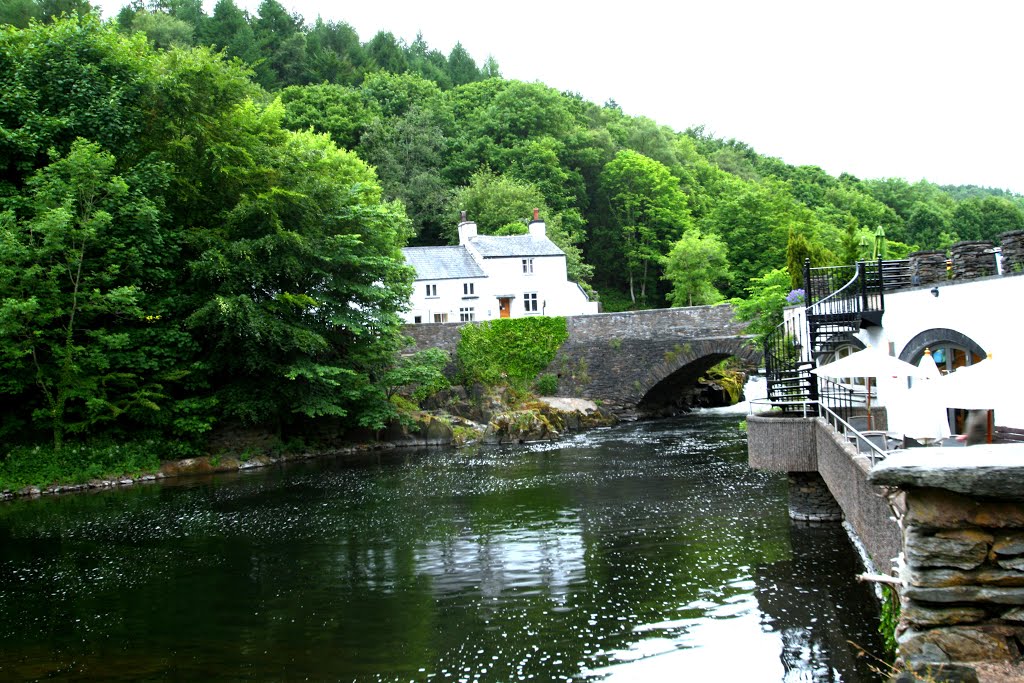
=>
[403,305,758,417]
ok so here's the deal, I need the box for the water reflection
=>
[0,413,883,682]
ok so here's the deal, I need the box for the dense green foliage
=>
[1,16,413,469]
[2,3,1022,483]
[457,318,569,389]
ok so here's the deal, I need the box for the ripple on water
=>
[0,413,884,682]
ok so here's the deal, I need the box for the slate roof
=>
[468,234,565,258]
[402,246,485,281]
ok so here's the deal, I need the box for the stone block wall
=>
[1000,230,1024,275]
[950,241,998,280]
[788,472,843,522]
[908,250,949,286]
[869,446,1024,673]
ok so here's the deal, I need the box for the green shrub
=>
[457,317,569,390]
[534,373,559,396]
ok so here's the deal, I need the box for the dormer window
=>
[522,258,534,274]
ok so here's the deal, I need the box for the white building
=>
[401,213,599,324]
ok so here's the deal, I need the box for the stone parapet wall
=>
[999,231,1024,275]
[950,241,998,280]
[869,446,1024,674]
[908,250,949,286]
[564,304,747,341]
[402,322,464,354]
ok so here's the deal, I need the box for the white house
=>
[401,212,599,324]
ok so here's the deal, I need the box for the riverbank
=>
[1,397,618,502]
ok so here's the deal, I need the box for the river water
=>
[0,400,886,681]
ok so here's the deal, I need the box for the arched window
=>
[900,329,986,435]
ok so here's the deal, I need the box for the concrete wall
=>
[747,413,902,571]
[814,421,902,572]
[748,414,818,472]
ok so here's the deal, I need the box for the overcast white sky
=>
[95,0,1024,193]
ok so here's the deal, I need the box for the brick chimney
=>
[528,208,545,238]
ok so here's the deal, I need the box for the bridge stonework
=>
[402,305,758,416]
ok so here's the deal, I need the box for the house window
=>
[522,258,534,274]
[459,307,475,322]
[463,282,475,296]
[433,313,448,323]
[413,315,422,324]
[524,292,538,313]
[425,283,437,297]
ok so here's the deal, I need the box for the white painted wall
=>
[855,275,1024,428]
[404,276,489,324]
[401,248,598,323]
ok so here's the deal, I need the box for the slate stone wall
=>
[788,472,843,522]
[1000,230,1024,275]
[869,446,1024,675]
[950,241,999,280]
[908,250,948,286]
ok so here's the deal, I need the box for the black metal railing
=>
[763,258,899,414]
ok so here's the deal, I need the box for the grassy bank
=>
[0,441,162,492]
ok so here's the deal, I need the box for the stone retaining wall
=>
[870,446,1024,676]
[788,472,843,522]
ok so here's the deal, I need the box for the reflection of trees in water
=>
[755,522,887,682]
[0,418,889,681]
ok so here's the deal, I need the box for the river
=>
[0,396,886,681]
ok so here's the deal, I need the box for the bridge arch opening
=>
[635,353,743,417]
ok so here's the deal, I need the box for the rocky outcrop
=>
[481,399,617,445]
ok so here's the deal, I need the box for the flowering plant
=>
[785,288,806,305]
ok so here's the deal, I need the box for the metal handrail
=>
[748,397,892,466]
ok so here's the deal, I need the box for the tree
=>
[280,82,379,150]
[0,140,163,448]
[206,0,260,65]
[785,228,834,289]
[906,200,955,250]
[129,10,195,49]
[449,169,592,286]
[358,103,452,245]
[304,18,364,85]
[662,229,730,307]
[365,30,407,74]
[185,112,414,427]
[251,0,306,88]
[446,41,478,85]
[730,268,792,346]
[597,150,692,304]
[0,0,41,27]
